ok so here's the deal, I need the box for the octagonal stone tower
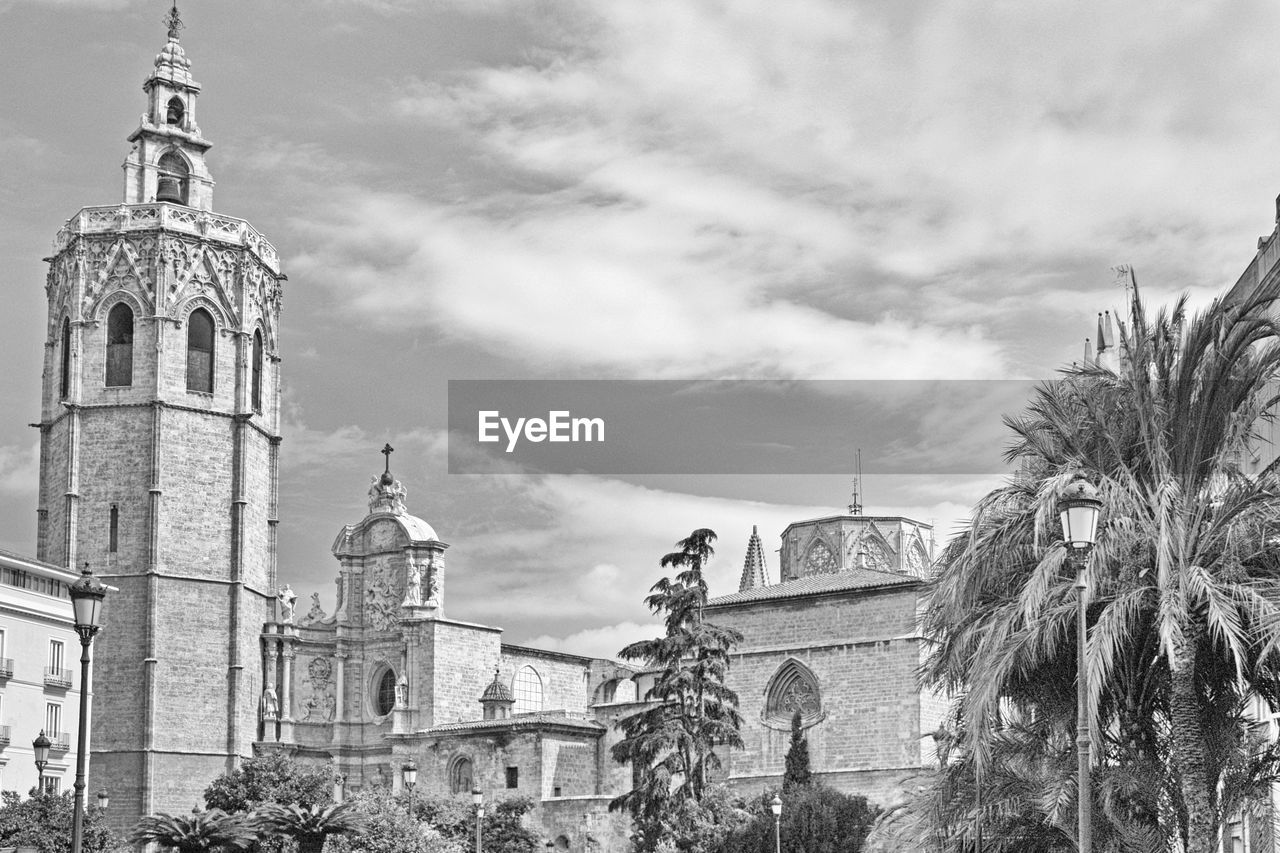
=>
[35,8,285,824]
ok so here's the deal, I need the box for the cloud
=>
[292,189,1006,379]
[521,620,661,663]
[278,0,1280,379]
[0,443,38,496]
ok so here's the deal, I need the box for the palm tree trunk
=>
[1169,635,1215,853]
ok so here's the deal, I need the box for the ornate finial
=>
[380,443,395,486]
[165,2,184,41]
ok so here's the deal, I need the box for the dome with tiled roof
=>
[479,668,514,720]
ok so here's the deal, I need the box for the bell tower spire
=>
[122,2,215,209]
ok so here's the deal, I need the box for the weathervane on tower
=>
[165,2,183,41]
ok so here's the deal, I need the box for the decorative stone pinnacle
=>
[165,2,184,41]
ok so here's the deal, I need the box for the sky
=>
[0,0,1278,659]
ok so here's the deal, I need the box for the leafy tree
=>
[323,788,459,853]
[204,752,333,814]
[406,792,538,853]
[644,785,752,853]
[255,802,366,853]
[129,808,259,853]
[0,790,118,853]
[782,709,811,793]
[610,529,745,851]
[915,276,1280,851]
[718,786,879,853]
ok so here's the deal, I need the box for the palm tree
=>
[129,808,259,853]
[255,802,367,853]
[920,274,1280,851]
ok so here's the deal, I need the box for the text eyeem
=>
[478,410,605,453]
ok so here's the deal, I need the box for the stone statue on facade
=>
[402,561,423,607]
[367,474,407,515]
[301,592,326,625]
[277,584,297,623]
[395,675,409,709]
[260,685,279,720]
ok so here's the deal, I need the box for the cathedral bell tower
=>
[36,5,285,824]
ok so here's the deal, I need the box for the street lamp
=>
[402,760,417,814]
[96,790,109,810]
[769,794,782,853]
[472,786,484,853]
[33,730,51,793]
[1059,475,1102,853]
[68,562,107,853]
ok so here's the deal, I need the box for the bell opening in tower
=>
[156,150,189,205]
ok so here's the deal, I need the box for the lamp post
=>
[472,786,484,853]
[1059,476,1102,853]
[96,790,109,810]
[402,760,417,814]
[33,730,51,793]
[68,563,107,853]
[769,794,782,853]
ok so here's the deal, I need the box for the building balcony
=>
[43,667,72,689]
[49,731,70,751]
[0,725,11,746]
[0,658,13,678]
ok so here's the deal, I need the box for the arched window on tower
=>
[763,659,823,727]
[59,318,71,399]
[186,308,214,393]
[251,330,264,413]
[156,151,189,205]
[166,96,185,127]
[512,665,543,714]
[105,303,134,387]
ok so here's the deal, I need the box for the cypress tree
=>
[783,708,811,792]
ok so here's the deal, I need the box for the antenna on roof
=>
[848,449,863,516]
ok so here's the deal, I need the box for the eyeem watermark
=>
[478,410,605,453]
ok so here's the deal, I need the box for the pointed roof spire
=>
[738,525,770,592]
[1083,337,1093,366]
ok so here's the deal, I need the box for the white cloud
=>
[0,443,38,496]
[521,620,662,663]
[287,0,1280,378]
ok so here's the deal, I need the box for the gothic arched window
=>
[449,756,473,794]
[186,308,214,393]
[804,539,838,575]
[251,330,264,413]
[106,303,134,387]
[59,318,71,399]
[512,665,543,714]
[764,659,822,726]
[166,96,185,126]
[157,151,189,205]
[374,668,396,717]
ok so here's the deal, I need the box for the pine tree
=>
[609,529,744,851]
[783,708,812,793]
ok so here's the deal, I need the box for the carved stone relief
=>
[364,564,402,631]
[301,655,336,722]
